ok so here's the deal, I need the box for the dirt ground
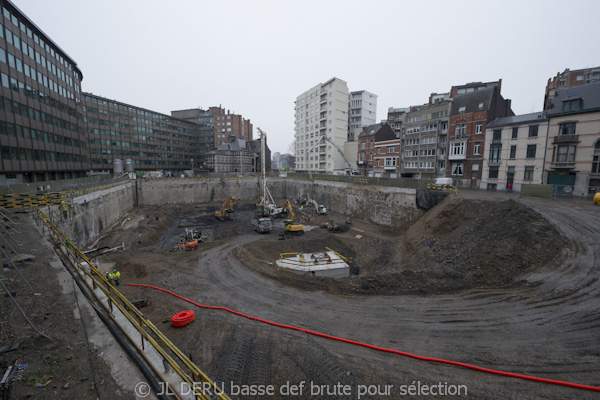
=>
[1,190,600,399]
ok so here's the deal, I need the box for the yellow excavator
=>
[283,199,304,235]
[215,196,234,221]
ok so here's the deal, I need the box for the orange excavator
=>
[215,196,235,221]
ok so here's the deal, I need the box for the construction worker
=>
[113,268,121,286]
[106,271,113,285]
[61,202,68,219]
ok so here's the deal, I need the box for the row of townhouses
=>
[0,0,265,185]
[295,71,600,196]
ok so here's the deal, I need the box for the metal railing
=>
[0,176,131,208]
[35,207,230,400]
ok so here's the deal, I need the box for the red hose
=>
[126,283,600,392]
[171,310,195,327]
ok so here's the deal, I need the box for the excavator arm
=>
[306,135,356,174]
[215,196,234,221]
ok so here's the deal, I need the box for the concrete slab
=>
[276,251,349,278]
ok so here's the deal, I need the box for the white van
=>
[435,178,453,186]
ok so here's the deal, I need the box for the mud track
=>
[115,195,600,399]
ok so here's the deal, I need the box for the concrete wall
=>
[138,178,422,228]
[45,177,420,248]
[287,180,421,227]
[41,182,135,247]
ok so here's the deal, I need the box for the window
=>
[450,142,465,156]
[529,125,538,137]
[593,141,600,173]
[562,99,581,113]
[474,142,481,155]
[376,147,381,154]
[489,144,502,163]
[458,106,466,113]
[451,162,464,175]
[576,75,584,81]
[472,163,480,171]
[489,166,499,179]
[493,130,502,142]
[524,166,534,180]
[559,122,576,135]
[512,127,518,139]
[455,124,466,138]
[478,103,484,109]
[553,144,576,163]
[376,159,380,167]
[475,122,482,134]
[510,145,516,159]
[387,145,395,153]
[526,144,537,158]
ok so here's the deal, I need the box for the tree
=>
[287,142,295,156]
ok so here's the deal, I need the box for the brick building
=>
[372,137,400,177]
[357,123,395,177]
[171,106,253,149]
[448,85,513,188]
[544,67,600,110]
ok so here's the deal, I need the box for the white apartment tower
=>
[348,90,378,141]
[294,78,350,173]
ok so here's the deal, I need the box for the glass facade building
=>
[0,0,86,184]
[83,93,213,173]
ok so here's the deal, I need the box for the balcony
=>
[384,166,396,171]
[552,134,579,144]
[448,153,466,161]
[357,160,366,165]
[550,161,576,169]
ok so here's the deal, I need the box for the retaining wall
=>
[137,178,422,229]
[45,178,421,247]
[40,182,136,247]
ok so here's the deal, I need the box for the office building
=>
[83,93,213,173]
[0,0,85,185]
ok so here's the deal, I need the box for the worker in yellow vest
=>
[106,271,113,285]
[113,269,121,286]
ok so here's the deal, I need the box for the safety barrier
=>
[425,183,459,197]
[129,284,600,394]
[0,192,66,208]
[0,179,130,209]
[35,208,230,400]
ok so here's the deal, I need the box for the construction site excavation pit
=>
[83,193,600,399]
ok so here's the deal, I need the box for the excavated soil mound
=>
[238,197,566,295]
[396,197,565,291]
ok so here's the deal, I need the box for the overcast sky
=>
[15,0,600,154]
